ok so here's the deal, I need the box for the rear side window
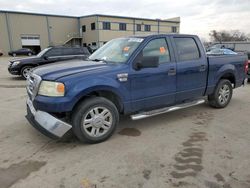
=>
[63,48,75,55]
[174,38,200,61]
[46,48,62,57]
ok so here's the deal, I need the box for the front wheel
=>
[72,97,119,143]
[21,66,33,79]
[208,79,233,108]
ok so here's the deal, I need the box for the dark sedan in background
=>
[8,46,90,79]
[8,48,35,57]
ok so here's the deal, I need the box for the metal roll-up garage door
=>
[21,35,41,54]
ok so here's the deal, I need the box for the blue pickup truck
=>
[26,34,248,143]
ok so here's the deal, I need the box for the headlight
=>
[12,61,20,67]
[38,81,65,97]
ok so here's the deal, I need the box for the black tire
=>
[72,97,119,144]
[21,66,33,79]
[208,79,233,108]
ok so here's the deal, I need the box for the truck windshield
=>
[89,38,144,64]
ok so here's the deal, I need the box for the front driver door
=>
[130,37,176,112]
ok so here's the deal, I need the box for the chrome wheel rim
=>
[218,84,230,104]
[23,68,31,78]
[82,107,113,137]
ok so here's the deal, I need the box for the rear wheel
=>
[72,97,119,143]
[21,66,33,79]
[28,52,32,56]
[208,79,233,108]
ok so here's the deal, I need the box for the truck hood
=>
[32,59,110,80]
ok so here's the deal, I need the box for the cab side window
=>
[142,38,170,64]
[46,49,62,57]
[63,48,75,55]
[174,37,200,61]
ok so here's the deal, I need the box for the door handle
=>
[168,68,176,76]
[199,65,206,72]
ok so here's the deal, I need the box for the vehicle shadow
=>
[26,103,212,153]
[10,76,24,81]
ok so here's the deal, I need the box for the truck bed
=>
[206,54,247,95]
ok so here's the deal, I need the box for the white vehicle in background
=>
[207,41,250,58]
[206,48,238,55]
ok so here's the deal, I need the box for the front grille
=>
[27,73,42,100]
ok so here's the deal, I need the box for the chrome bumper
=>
[26,98,72,138]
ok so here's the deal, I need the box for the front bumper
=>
[25,98,72,139]
[8,65,19,75]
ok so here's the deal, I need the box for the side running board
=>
[131,99,205,120]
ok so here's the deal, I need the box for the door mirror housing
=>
[43,56,49,60]
[134,56,159,70]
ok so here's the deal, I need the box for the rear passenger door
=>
[172,37,207,102]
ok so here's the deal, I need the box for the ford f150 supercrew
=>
[25,34,249,143]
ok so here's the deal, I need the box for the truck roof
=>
[129,33,198,39]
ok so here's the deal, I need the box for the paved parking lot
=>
[0,56,250,188]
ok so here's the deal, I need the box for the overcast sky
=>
[1,0,250,40]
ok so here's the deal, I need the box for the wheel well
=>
[220,73,235,87]
[20,65,35,73]
[75,90,123,113]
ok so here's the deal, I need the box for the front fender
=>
[67,76,130,111]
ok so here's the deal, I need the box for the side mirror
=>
[134,56,159,70]
[43,56,48,60]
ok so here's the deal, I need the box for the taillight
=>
[244,60,249,74]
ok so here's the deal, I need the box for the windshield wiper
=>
[88,58,108,64]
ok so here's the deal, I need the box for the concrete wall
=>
[48,16,78,46]
[0,11,79,55]
[7,13,49,51]
[97,16,180,46]
[80,16,98,46]
[0,13,11,55]
[98,16,134,44]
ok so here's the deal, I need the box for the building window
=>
[92,42,97,46]
[172,26,177,33]
[145,25,151,32]
[91,23,95,30]
[119,23,126,31]
[82,25,86,32]
[136,24,141,31]
[83,43,87,47]
[103,22,111,30]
